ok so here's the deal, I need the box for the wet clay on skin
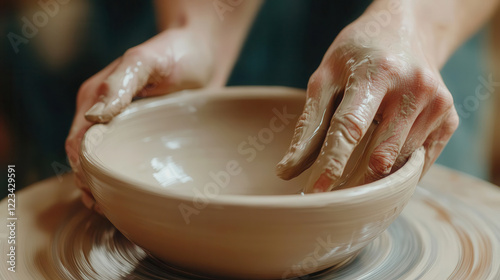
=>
[277,58,422,193]
[274,54,386,192]
[84,31,214,124]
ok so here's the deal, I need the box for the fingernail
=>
[276,156,289,171]
[276,153,294,179]
[85,102,110,122]
[85,101,105,116]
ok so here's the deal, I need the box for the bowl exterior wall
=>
[81,87,425,279]
[83,163,420,279]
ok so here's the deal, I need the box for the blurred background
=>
[1,0,497,199]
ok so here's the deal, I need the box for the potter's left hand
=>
[65,30,216,211]
[276,1,461,193]
[65,0,262,211]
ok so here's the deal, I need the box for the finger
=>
[77,167,104,215]
[305,72,387,193]
[276,70,342,180]
[393,91,457,176]
[66,60,121,209]
[65,59,122,183]
[389,111,430,175]
[81,191,104,215]
[362,93,421,183]
[85,46,173,123]
[81,191,96,210]
[391,112,456,182]
[421,109,459,175]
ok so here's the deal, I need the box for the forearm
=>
[154,0,262,86]
[365,0,500,69]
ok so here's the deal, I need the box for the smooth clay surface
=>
[79,87,425,279]
[2,166,500,279]
[84,87,311,196]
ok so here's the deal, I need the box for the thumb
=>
[84,47,172,123]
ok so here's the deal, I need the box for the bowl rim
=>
[81,86,425,208]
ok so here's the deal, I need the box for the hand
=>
[65,29,215,211]
[276,7,459,193]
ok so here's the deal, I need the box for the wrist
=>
[155,0,219,37]
[358,0,454,69]
[410,1,458,69]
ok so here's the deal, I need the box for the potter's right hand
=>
[65,29,215,212]
[275,1,461,193]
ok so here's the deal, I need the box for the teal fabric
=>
[439,32,488,179]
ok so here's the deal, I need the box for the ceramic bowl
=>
[80,87,425,279]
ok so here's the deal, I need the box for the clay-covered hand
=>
[276,10,459,193]
[65,29,214,211]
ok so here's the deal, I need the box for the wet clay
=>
[276,55,389,193]
[2,165,500,279]
[78,87,424,279]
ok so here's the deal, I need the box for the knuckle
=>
[332,112,366,144]
[376,53,402,74]
[405,68,455,115]
[295,113,309,131]
[78,80,92,94]
[410,68,441,97]
[443,109,460,135]
[77,80,96,102]
[450,111,460,131]
[369,142,400,178]
[124,46,147,60]
[432,89,455,115]
[356,51,405,80]
[297,98,319,126]
[307,70,328,97]
[324,156,344,180]
[348,53,402,90]
[148,66,166,85]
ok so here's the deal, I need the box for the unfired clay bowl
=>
[80,87,425,279]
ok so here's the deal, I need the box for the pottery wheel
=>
[1,165,500,280]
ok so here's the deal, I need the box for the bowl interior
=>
[89,88,312,196]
